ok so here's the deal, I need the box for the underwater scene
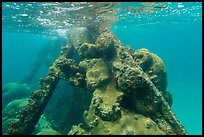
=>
[2,2,202,135]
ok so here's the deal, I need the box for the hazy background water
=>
[2,2,202,135]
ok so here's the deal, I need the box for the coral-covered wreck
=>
[4,29,187,135]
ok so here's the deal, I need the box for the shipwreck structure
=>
[5,29,187,135]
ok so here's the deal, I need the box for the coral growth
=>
[2,83,31,108]
[69,109,165,135]
[133,48,167,92]
[79,58,111,91]
[3,98,29,119]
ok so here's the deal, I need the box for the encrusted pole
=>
[5,44,86,135]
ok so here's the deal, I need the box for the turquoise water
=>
[2,2,202,135]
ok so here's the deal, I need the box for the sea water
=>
[2,2,202,135]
